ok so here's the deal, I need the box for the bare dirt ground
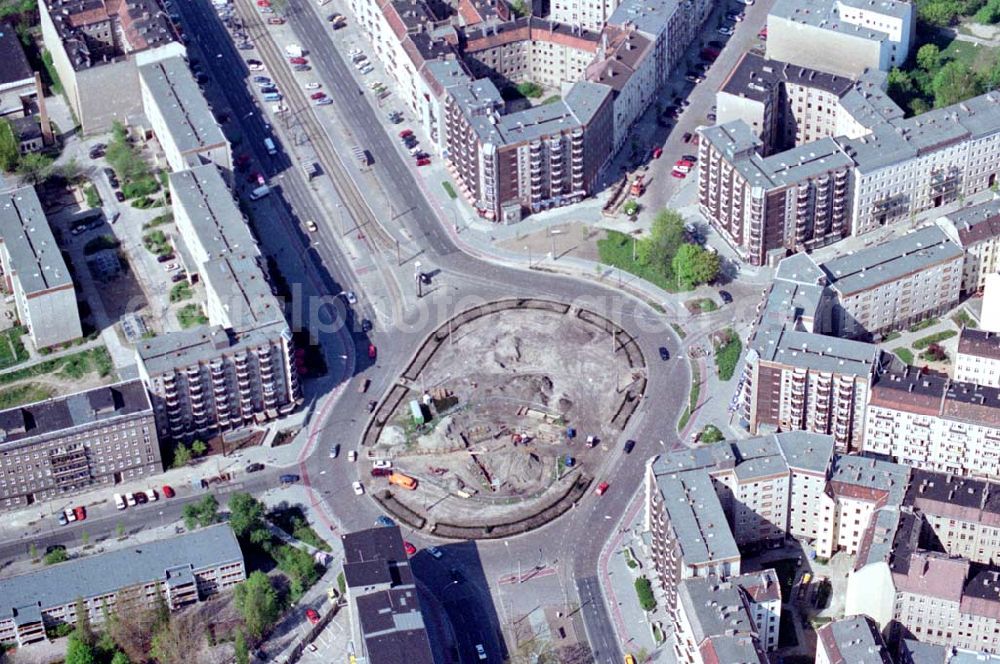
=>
[497,222,602,263]
[375,308,633,521]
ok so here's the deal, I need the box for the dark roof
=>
[721,52,853,103]
[341,526,412,586]
[356,588,436,664]
[958,328,1000,361]
[0,24,32,85]
[0,380,151,448]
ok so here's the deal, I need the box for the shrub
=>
[634,577,656,611]
[912,330,957,350]
[714,329,743,381]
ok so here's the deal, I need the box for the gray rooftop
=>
[701,635,769,663]
[139,56,226,157]
[607,0,679,37]
[677,576,757,644]
[721,52,854,104]
[701,121,762,162]
[655,432,833,481]
[0,380,151,449]
[770,0,910,41]
[830,454,909,506]
[650,464,740,566]
[0,186,73,295]
[855,506,901,568]
[903,640,1000,664]
[0,524,242,621]
[751,323,880,375]
[201,253,284,332]
[773,431,835,474]
[169,165,257,261]
[136,319,289,376]
[821,225,963,296]
[818,616,891,663]
[0,24,33,86]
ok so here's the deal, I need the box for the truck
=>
[388,472,418,490]
[352,145,370,169]
[249,185,271,200]
[284,44,304,58]
[264,137,277,155]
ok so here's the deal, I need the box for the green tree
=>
[115,522,126,539]
[933,61,981,108]
[672,243,720,289]
[887,68,913,96]
[65,632,96,664]
[74,598,93,646]
[636,208,686,277]
[109,652,130,664]
[234,630,249,664]
[234,571,281,640]
[171,443,191,468]
[916,43,941,71]
[16,153,53,185]
[918,0,961,25]
[228,492,267,540]
[183,494,219,530]
[29,541,37,560]
[0,119,19,172]
[44,547,68,565]
[80,531,89,547]
[191,439,207,457]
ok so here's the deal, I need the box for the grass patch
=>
[0,347,113,386]
[597,230,679,293]
[0,383,54,409]
[268,504,332,552]
[169,281,192,303]
[634,576,656,612]
[883,330,901,341]
[84,184,101,208]
[686,297,717,314]
[0,326,29,370]
[671,322,687,339]
[131,196,161,210]
[143,229,172,256]
[441,181,457,199]
[894,347,915,365]
[698,424,725,443]
[952,309,977,329]
[83,234,120,255]
[177,304,209,329]
[677,362,702,431]
[714,328,742,381]
[337,571,346,594]
[143,211,174,229]
[542,94,562,105]
[908,317,940,333]
[516,81,544,98]
[913,329,957,350]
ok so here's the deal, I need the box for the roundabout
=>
[358,298,648,539]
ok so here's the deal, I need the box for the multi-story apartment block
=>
[766,0,915,78]
[549,0,616,32]
[0,26,40,120]
[673,575,774,664]
[0,380,159,511]
[137,165,299,440]
[341,526,437,663]
[0,186,82,349]
[862,366,1000,478]
[908,470,1000,566]
[137,55,231,175]
[815,615,892,664]
[820,225,963,338]
[937,197,1000,295]
[954,328,1000,388]
[0,524,244,647]
[902,640,1000,663]
[829,454,909,554]
[698,122,854,266]
[39,0,185,134]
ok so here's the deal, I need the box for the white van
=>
[114,493,127,510]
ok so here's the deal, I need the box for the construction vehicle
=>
[389,472,418,490]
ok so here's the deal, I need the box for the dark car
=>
[246,462,265,473]
[682,154,698,162]
[361,318,373,332]
[659,346,670,361]
[623,439,636,454]
[682,132,693,143]
[368,343,377,359]
[157,254,175,263]
[279,474,300,484]
[171,273,186,283]
[370,467,391,477]
[115,191,125,202]
[375,515,395,527]
[292,64,311,72]
[719,290,733,304]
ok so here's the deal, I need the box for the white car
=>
[717,25,734,35]
[305,82,321,90]
[126,493,137,507]
[345,291,357,304]
[64,508,77,522]
[114,493,127,510]
[306,220,318,232]
[372,459,392,470]
[145,488,158,502]
[329,444,340,458]
[272,103,289,114]
[348,450,358,462]
[352,481,364,495]
[475,645,487,661]
[248,61,265,71]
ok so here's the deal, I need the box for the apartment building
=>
[0,380,159,511]
[829,454,909,554]
[820,225,963,338]
[138,166,299,440]
[862,366,1000,478]
[673,575,774,664]
[908,470,1000,566]
[39,0,185,134]
[138,55,231,175]
[0,25,40,120]
[766,0,915,77]
[0,186,82,349]
[0,524,244,647]
[815,615,892,664]
[341,526,438,664]
[698,123,854,266]
[606,0,712,83]
[903,640,1000,664]
[937,197,1000,295]
[955,328,1000,388]
[549,0,617,32]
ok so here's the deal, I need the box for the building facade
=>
[0,381,159,511]
[954,328,1000,388]
[0,524,244,646]
[0,186,82,349]
[937,198,1000,296]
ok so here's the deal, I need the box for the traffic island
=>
[361,298,647,538]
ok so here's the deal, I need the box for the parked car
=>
[305,220,318,232]
[427,546,444,559]
[289,56,307,65]
[305,608,320,625]
[476,645,487,661]
[353,481,364,495]
[134,492,148,505]
[717,25,734,35]
[310,91,326,100]
[403,541,417,556]
[305,82,321,90]
[293,64,311,71]
[329,444,340,458]
[624,439,636,454]
[246,462,265,473]
[115,191,125,202]
[279,474,300,484]
[651,147,663,159]
[682,132,693,143]
[58,512,68,526]
[371,467,392,477]
[671,169,687,179]
[126,493,137,507]
[595,482,610,496]
[114,493,127,510]
[361,318,373,332]
[247,60,265,71]
[682,154,698,162]
[315,98,333,106]
[416,157,431,166]
[719,290,733,304]
[74,506,87,520]
[344,291,357,304]
[399,128,414,138]
[348,450,358,462]
[162,485,175,498]
[368,343,377,359]
[64,507,77,522]
[376,516,395,527]
[372,459,392,469]
[659,346,670,360]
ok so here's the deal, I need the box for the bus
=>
[388,472,417,490]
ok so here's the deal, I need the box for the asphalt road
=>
[577,576,621,664]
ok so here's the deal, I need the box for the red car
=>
[595,482,610,496]
[671,170,687,179]
[416,157,431,166]
[399,129,413,139]
[289,57,308,65]
[675,160,694,168]
[73,506,87,521]
[256,0,270,6]
[651,147,663,159]
[305,608,320,625]
[403,541,417,556]
[310,91,326,100]
[368,343,377,359]
[162,485,175,498]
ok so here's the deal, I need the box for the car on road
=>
[651,147,662,159]
[352,481,364,495]
[329,444,339,458]
[289,56,307,65]
[361,318,372,332]
[305,82,321,90]
[717,25,734,35]
[305,608,320,625]
[247,60,264,71]
[475,644,487,660]
[595,481,610,496]
[671,169,687,179]
[162,485,175,498]
[427,546,444,559]
[372,459,392,469]
[305,220,318,232]
[279,474,300,484]
[344,291,357,304]
[624,439,636,454]
[348,450,358,462]
[376,515,395,527]
[368,343,377,359]
[293,64,311,71]
[246,462,265,473]
[682,132,693,143]
[659,346,670,360]
[115,191,125,202]
[315,98,333,106]
[114,493,127,510]
[310,91,326,100]
[403,541,417,556]
[371,467,392,477]
[719,290,733,304]
[682,154,698,162]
